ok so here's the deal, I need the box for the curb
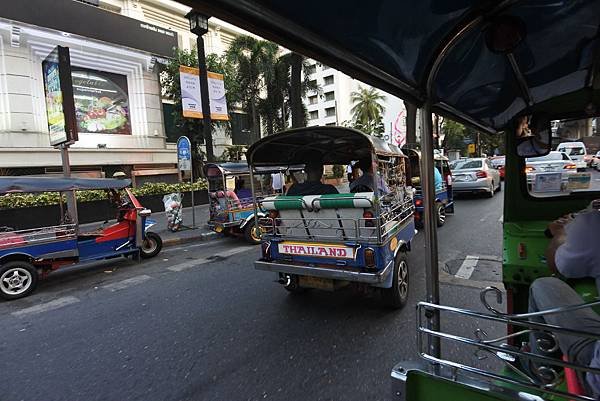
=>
[162,231,218,247]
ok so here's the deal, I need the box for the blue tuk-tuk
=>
[404,148,454,227]
[0,177,162,300]
[204,162,301,244]
[247,127,416,308]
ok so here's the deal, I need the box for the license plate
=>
[453,175,470,182]
[278,242,355,259]
[299,276,336,291]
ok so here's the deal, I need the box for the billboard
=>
[179,66,229,120]
[42,46,78,146]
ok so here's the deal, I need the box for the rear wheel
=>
[435,203,446,227]
[0,261,38,300]
[486,181,495,198]
[140,232,162,259]
[382,253,409,309]
[243,221,262,245]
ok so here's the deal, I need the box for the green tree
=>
[225,36,279,141]
[350,86,386,137]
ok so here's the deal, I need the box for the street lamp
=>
[186,11,209,36]
[185,10,214,162]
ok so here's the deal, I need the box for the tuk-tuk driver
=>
[526,206,600,396]
[350,157,390,195]
[286,155,339,196]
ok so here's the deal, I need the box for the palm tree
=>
[225,36,279,141]
[350,86,386,136]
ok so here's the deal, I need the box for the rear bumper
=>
[452,179,489,192]
[254,259,393,285]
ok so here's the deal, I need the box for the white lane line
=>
[455,255,479,280]
[12,296,80,318]
[167,246,254,272]
[214,246,254,258]
[167,259,210,272]
[102,275,152,291]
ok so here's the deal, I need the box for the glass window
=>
[526,117,599,197]
[306,64,317,75]
[71,67,131,135]
[308,95,318,105]
[325,107,335,117]
[324,91,335,101]
[324,75,334,85]
[309,79,317,88]
[309,110,319,120]
[454,160,482,170]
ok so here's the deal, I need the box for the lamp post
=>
[186,10,214,162]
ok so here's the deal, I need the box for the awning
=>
[184,0,600,134]
[247,126,405,166]
[0,177,131,193]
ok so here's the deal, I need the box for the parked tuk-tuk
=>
[193,0,600,399]
[404,148,454,227]
[0,177,162,300]
[204,162,300,244]
[246,127,416,308]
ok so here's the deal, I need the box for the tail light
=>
[475,170,487,178]
[524,165,536,174]
[415,199,423,207]
[563,163,577,170]
[363,210,375,227]
[364,248,376,268]
[584,155,592,162]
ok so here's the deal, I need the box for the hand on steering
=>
[547,214,573,237]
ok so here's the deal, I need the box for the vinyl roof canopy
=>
[184,0,600,134]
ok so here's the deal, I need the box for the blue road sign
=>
[177,136,192,171]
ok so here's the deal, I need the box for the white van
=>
[556,141,588,170]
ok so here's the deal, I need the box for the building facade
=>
[0,0,247,182]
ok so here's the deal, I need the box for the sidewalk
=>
[81,204,217,247]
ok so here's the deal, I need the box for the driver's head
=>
[304,154,325,182]
[358,157,373,174]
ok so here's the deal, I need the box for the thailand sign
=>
[179,66,229,120]
[177,136,192,171]
[42,46,78,146]
[278,242,355,259]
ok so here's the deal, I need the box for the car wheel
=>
[486,182,495,198]
[0,261,38,300]
[496,181,502,192]
[140,232,163,259]
[382,252,409,309]
[435,202,446,227]
[243,221,262,245]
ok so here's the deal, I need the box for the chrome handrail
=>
[417,296,600,401]
[0,224,77,249]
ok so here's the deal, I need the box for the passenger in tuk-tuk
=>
[525,206,600,396]
[349,157,389,195]
[286,155,339,196]
[234,178,252,201]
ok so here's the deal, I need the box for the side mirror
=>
[516,115,552,158]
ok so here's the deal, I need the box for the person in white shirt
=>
[527,208,600,397]
[271,172,283,193]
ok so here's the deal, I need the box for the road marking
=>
[103,275,152,291]
[166,246,254,272]
[454,255,479,280]
[12,296,80,317]
[167,259,210,272]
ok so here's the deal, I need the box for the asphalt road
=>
[0,188,505,401]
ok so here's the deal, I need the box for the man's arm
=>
[545,216,570,275]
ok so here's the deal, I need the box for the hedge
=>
[0,180,208,210]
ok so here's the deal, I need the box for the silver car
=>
[451,158,501,197]
[525,151,577,184]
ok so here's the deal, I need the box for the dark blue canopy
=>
[187,0,600,133]
[0,177,131,193]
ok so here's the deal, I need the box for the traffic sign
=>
[177,136,192,171]
[467,143,476,154]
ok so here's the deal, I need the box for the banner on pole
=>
[392,109,407,148]
[179,66,229,120]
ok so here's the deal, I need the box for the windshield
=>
[526,117,599,197]
[453,160,482,170]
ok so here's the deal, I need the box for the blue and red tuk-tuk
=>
[0,177,162,300]
[204,162,300,244]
